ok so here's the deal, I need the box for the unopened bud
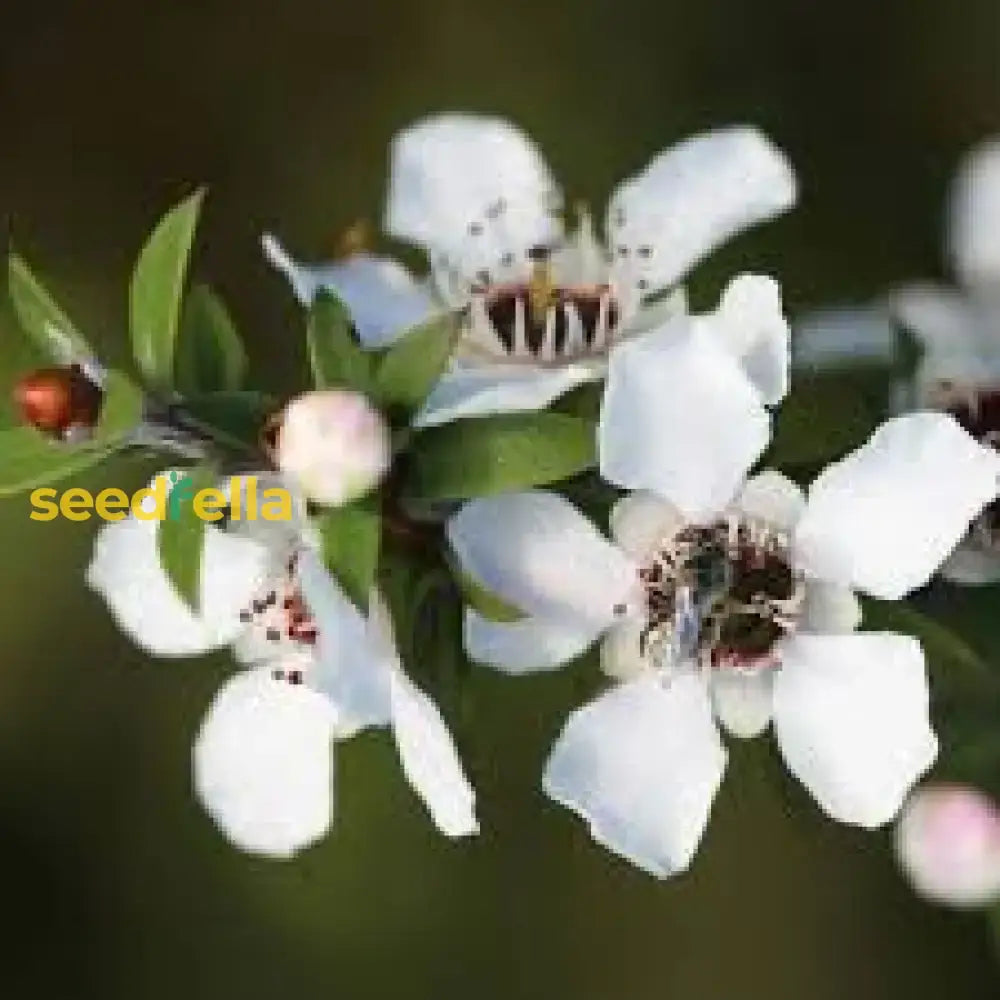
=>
[270,390,391,506]
[14,365,103,440]
[895,783,1000,908]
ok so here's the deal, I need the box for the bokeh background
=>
[3,0,1000,996]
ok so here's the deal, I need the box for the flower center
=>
[638,518,804,671]
[934,382,1000,549]
[238,555,318,685]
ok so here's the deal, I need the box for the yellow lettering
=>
[193,488,226,522]
[132,475,168,520]
[60,487,93,521]
[246,476,258,520]
[95,488,129,521]
[261,489,293,521]
[29,488,59,521]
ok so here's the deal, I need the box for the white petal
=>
[606,126,796,295]
[626,286,689,336]
[710,669,774,738]
[793,413,1000,599]
[598,618,652,681]
[447,491,638,628]
[799,581,862,633]
[609,491,685,559]
[86,489,268,657]
[193,669,338,858]
[543,672,727,877]
[948,139,1000,290]
[261,235,436,346]
[734,470,805,530]
[385,114,561,279]
[413,364,597,429]
[295,550,393,728]
[464,609,598,673]
[938,542,1000,586]
[792,306,897,369]
[708,273,790,404]
[390,668,478,837]
[600,319,771,520]
[896,783,1000,908]
[772,633,938,828]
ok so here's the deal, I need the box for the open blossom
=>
[896,784,1000,908]
[447,413,1000,876]
[86,473,476,855]
[270,389,392,507]
[262,113,795,428]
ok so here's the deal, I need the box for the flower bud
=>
[895,783,1000,908]
[14,365,103,440]
[270,390,391,506]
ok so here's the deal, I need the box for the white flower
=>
[263,114,796,428]
[87,474,477,855]
[272,389,391,507]
[895,783,1000,908]
[887,138,1000,583]
[447,413,1000,876]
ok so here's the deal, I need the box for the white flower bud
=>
[275,390,391,506]
[895,783,1000,908]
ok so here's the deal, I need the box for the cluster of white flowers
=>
[86,115,1000,896]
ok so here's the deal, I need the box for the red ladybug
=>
[13,364,103,439]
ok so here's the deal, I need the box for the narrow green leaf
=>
[862,598,989,686]
[372,312,461,410]
[0,428,113,497]
[157,465,216,611]
[452,565,527,623]
[0,368,143,497]
[314,496,381,611]
[8,252,94,360]
[768,370,890,468]
[129,189,205,389]
[176,283,247,392]
[307,291,371,392]
[93,369,146,443]
[182,390,276,454]
[403,412,596,501]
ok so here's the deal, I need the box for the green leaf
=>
[862,598,990,688]
[157,465,216,611]
[176,283,247,392]
[403,412,596,501]
[0,368,143,497]
[372,312,460,410]
[451,565,526,623]
[182,390,275,453]
[0,428,114,497]
[8,252,94,360]
[314,496,381,611]
[306,291,371,392]
[768,370,890,468]
[129,189,205,389]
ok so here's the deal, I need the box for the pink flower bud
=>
[274,390,391,506]
[895,783,1000,908]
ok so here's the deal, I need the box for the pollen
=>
[639,517,805,672]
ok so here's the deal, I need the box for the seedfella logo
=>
[29,473,293,522]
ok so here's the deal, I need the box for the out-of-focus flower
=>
[447,413,1000,877]
[87,472,477,855]
[269,389,391,507]
[263,114,796,427]
[896,783,1000,908]
[794,140,1000,584]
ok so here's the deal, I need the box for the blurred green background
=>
[3,0,1000,996]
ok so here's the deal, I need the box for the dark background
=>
[2,0,1000,996]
